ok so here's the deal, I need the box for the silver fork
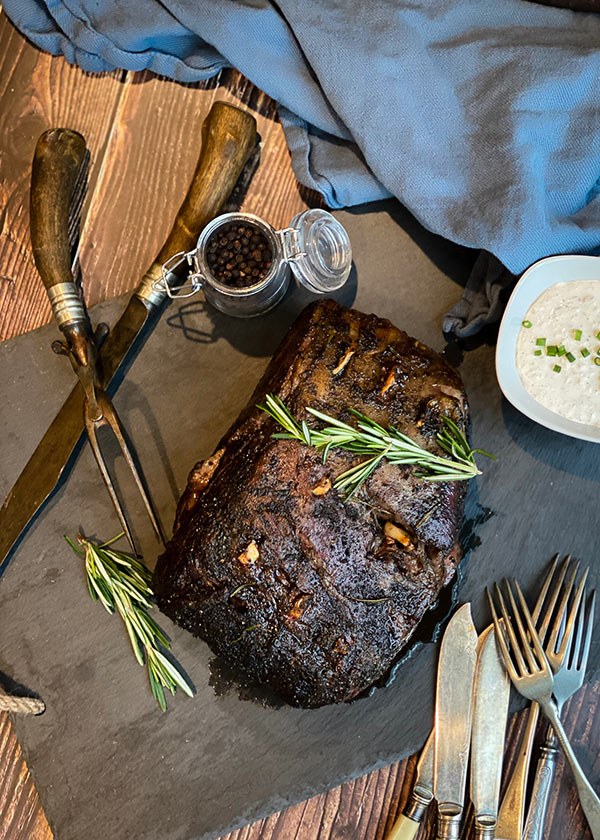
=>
[523,589,596,840]
[488,579,600,840]
[496,554,584,840]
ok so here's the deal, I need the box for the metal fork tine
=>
[85,410,137,553]
[487,588,519,683]
[495,583,529,676]
[548,559,580,654]
[569,596,585,670]
[557,567,588,663]
[533,553,560,632]
[97,393,165,547]
[581,591,596,671]
[515,580,549,670]
[537,554,570,645]
[507,580,538,673]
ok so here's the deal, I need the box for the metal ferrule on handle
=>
[47,282,87,328]
[473,815,497,840]
[404,783,433,822]
[523,726,559,840]
[436,805,463,840]
[135,264,171,309]
[386,785,433,840]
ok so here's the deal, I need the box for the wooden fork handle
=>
[30,128,86,293]
[30,129,90,337]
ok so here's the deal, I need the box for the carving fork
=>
[30,128,164,555]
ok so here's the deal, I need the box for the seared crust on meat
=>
[153,300,468,707]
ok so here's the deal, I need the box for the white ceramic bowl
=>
[496,254,600,443]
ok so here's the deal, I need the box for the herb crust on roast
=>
[153,300,468,707]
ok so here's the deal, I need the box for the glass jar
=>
[158,209,352,318]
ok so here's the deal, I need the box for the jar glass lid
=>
[283,209,352,293]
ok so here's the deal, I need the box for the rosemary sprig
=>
[66,533,193,711]
[258,394,494,498]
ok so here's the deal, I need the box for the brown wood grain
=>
[0,713,50,840]
[0,11,595,840]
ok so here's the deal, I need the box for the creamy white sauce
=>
[516,279,600,426]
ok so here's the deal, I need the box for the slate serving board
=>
[1,200,599,840]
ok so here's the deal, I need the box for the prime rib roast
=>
[153,300,469,707]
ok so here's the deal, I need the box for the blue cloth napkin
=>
[6,0,600,334]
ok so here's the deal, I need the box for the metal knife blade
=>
[471,624,510,840]
[433,602,478,839]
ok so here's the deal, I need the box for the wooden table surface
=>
[0,12,596,840]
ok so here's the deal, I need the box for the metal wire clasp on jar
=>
[154,209,352,318]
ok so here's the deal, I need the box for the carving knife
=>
[0,102,257,571]
[386,730,434,840]
[470,624,510,840]
[433,602,478,840]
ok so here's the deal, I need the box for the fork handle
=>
[522,723,559,840]
[31,129,88,328]
[541,699,600,839]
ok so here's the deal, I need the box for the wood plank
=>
[0,12,125,341]
[0,712,50,840]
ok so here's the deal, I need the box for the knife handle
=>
[522,723,559,840]
[30,129,88,329]
[386,784,432,840]
[386,814,420,840]
[137,101,258,306]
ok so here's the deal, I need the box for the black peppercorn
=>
[205,222,273,288]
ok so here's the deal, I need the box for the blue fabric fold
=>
[5,0,600,330]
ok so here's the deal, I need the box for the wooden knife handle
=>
[30,128,86,292]
[155,101,257,266]
[134,101,258,307]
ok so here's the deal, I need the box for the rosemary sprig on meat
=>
[66,533,193,711]
[258,394,494,498]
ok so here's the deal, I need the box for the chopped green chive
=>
[553,365,562,373]
[594,357,600,367]
[546,345,558,356]
[534,349,542,356]
[581,348,591,358]
[574,329,582,341]
[566,352,576,363]
[522,320,532,328]
[596,331,600,341]
[557,346,567,357]
[536,338,546,346]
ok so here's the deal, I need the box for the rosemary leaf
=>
[259,394,494,498]
[66,534,193,711]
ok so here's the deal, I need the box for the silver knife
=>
[433,602,478,840]
[471,624,510,839]
[386,731,434,840]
